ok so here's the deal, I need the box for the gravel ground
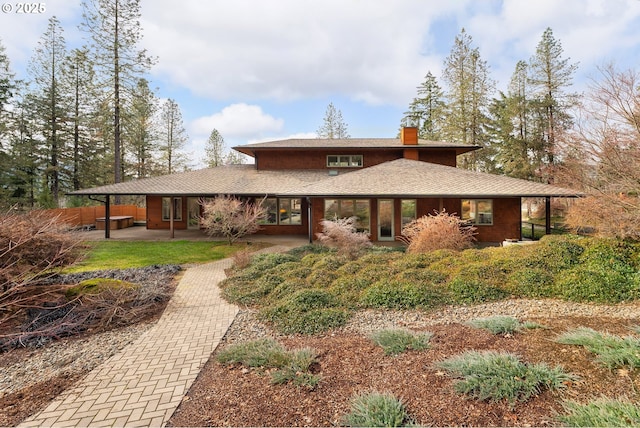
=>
[222,298,640,342]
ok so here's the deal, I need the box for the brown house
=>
[69,127,580,243]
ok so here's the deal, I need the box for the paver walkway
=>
[20,246,291,427]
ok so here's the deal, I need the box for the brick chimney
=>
[400,127,418,145]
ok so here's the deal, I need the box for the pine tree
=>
[80,0,155,191]
[317,102,350,139]
[528,27,578,177]
[205,128,226,167]
[125,78,158,178]
[62,47,98,191]
[441,28,495,171]
[158,98,189,174]
[27,16,69,207]
[401,71,446,140]
[0,39,15,147]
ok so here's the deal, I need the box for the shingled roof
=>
[297,159,581,198]
[69,159,581,198]
[68,165,329,196]
[233,138,480,157]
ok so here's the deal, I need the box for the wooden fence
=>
[35,205,146,227]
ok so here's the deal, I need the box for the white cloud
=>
[189,103,284,140]
[141,0,468,106]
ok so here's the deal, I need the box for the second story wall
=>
[254,148,458,170]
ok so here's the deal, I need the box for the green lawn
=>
[67,240,254,272]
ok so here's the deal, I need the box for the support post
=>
[545,197,552,236]
[170,197,175,239]
[307,197,313,244]
[105,195,111,239]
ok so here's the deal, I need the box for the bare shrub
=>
[232,249,252,270]
[0,209,82,294]
[316,216,371,259]
[200,196,266,244]
[565,195,640,240]
[399,210,476,254]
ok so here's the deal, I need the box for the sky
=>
[1,0,640,168]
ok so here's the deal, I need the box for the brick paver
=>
[20,244,295,427]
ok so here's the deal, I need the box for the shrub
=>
[399,209,476,254]
[65,278,138,298]
[369,329,432,355]
[216,339,321,388]
[506,268,555,298]
[437,351,576,405]
[343,391,410,427]
[200,195,266,244]
[467,316,543,335]
[259,289,349,334]
[556,327,640,369]
[360,280,448,310]
[1,210,82,292]
[448,276,509,305]
[559,398,640,427]
[316,216,372,259]
[232,248,252,270]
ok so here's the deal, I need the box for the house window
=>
[260,197,302,225]
[278,198,302,225]
[162,197,183,221]
[260,198,278,225]
[327,155,363,168]
[401,199,417,228]
[324,199,370,232]
[462,199,493,225]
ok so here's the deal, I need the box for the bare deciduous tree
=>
[200,196,266,244]
[399,210,476,253]
[316,216,371,259]
[559,64,640,239]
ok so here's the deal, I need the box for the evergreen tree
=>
[317,102,350,139]
[401,71,446,140]
[0,39,15,147]
[62,47,98,191]
[28,16,69,206]
[125,78,158,178]
[441,28,495,171]
[80,0,156,191]
[528,27,578,178]
[158,98,188,174]
[205,128,226,168]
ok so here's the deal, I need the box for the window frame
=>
[259,197,303,226]
[326,154,363,168]
[461,199,493,225]
[324,198,371,232]
[401,199,417,229]
[162,197,183,221]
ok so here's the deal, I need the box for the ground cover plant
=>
[468,316,544,335]
[215,338,321,388]
[368,328,432,355]
[219,235,640,335]
[437,351,576,406]
[559,398,640,427]
[342,391,411,427]
[556,327,640,369]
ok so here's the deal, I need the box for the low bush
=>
[316,216,372,259]
[65,278,138,298]
[369,329,432,355]
[360,280,448,310]
[399,209,476,254]
[437,351,576,405]
[506,268,555,297]
[556,327,640,369]
[259,289,349,334]
[559,398,640,427]
[216,338,321,388]
[468,316,527,335]
[343,391,410,427]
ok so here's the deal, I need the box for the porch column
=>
[105,195,111,239]
[545,197,551,236]
[170,196,175,239]
[306,197,313,243]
